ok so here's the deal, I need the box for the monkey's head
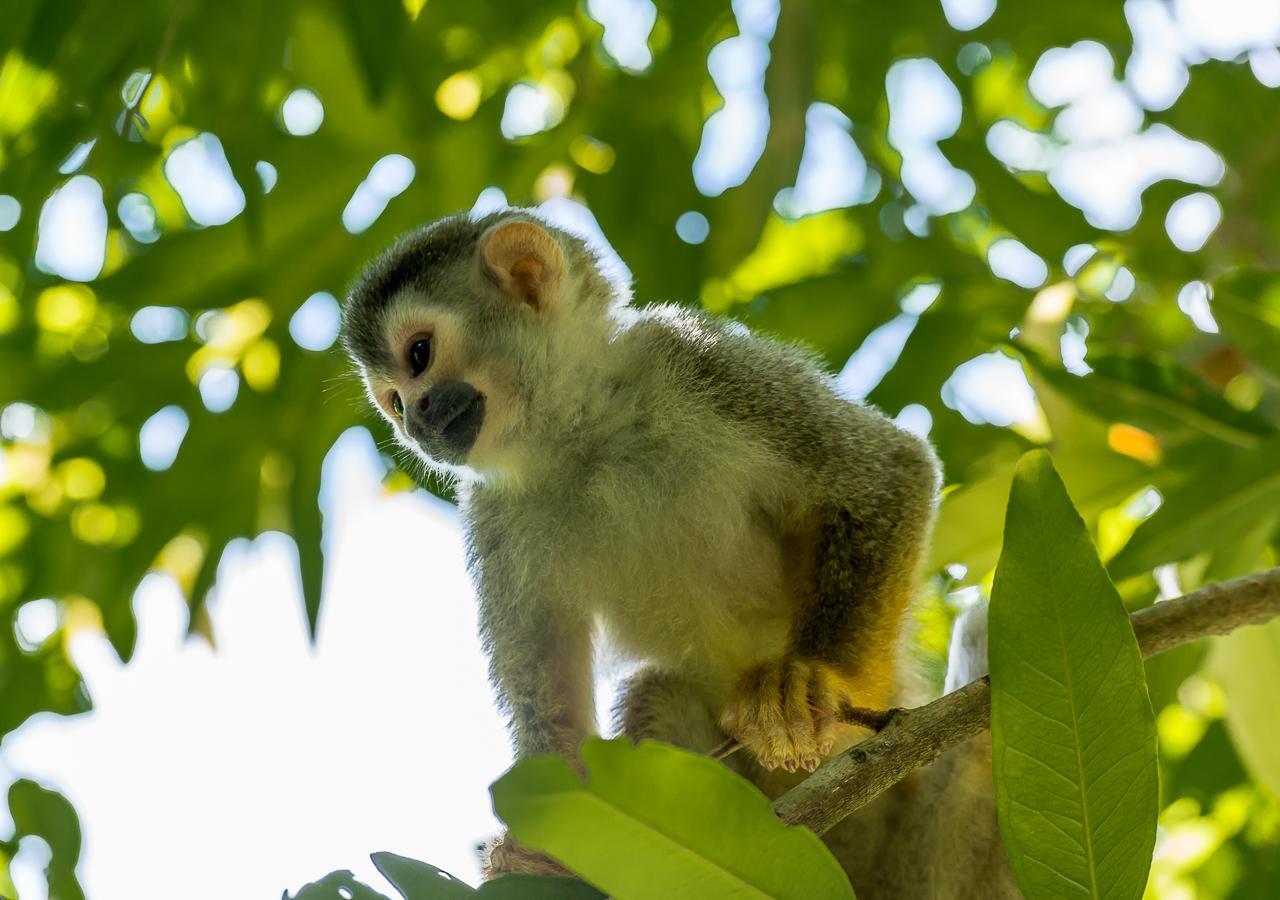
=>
[341,209,628,478]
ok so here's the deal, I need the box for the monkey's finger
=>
[710,737,742,760]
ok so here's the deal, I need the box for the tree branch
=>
[772,567,1280,835]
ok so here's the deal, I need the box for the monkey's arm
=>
[721,443,937,773]
[481,596,595,759]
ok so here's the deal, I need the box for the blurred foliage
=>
[1,0,1279,896]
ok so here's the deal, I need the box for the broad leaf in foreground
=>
[370,851,604,899]
[287,870,391,900]
[491,737,854,900]
[990,451,1158,900]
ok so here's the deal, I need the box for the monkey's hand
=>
[719,656,854,773]
[482,832,575,881]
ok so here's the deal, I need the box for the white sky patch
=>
[1063,243,1097,276]
[837,314,919,400]
[500,82,563,140]
[776,103,872,217]
[987,238,1048,289]
[35,175,107,282]
[537,197,632,287]
[1126,0,1200,110]
[1061,316,1093,375]
[1030,41,1118,107]
[940,0,996,31]
[587,0,657,71]
[164,134,246,227]
[1250,45,1280,86]
[1174,0,1280,59]
[886,59,974,214]
[10,836,52,900]
[342,154,416,235]
[986,120,1057,172]
[256,161,278,193]
[58,138,96,175]
[118,192,160,244]
[1178,280,1219,332]
[15,599,58,651]
[130,306,188,344]
[1165,191,1222,251]
[693,31,773,196]
[281,88,324,136]
[899,282,941,314]
[0,403,43,442]
[0,194,19,231]
[1107,266,1137,301]
[0,429,511,899]
[289,292,341,352]
[198,366,240,413]
[470,186,508,217]
[139,406,190,472]
[893,403,933,438]
[942,352,1040,427]
[675,210,710,244]
[1051,124,1223,230]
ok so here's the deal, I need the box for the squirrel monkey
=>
[342,210,1014,897]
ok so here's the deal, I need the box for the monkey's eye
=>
[408,337,432,376]
[390,392,404,419]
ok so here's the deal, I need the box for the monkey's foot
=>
[719,656,852,773]
[481,832,575,880]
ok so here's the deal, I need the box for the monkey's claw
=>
[720,656,851,773]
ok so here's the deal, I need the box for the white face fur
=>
[349,215,626,483]
[362,294,528,477]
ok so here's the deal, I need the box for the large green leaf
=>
[369,852,604,900]
[491,738,854,900]
[989,451,1158,900]
[287,871,391,900]
[1108,435,1280,580]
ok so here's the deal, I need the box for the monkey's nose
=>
[411,380,484,438]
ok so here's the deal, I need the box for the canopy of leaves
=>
[1,0,1279,896]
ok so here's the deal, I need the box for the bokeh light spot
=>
[281,88,324,136]
[289,292,341,352]
[140,406,190,472]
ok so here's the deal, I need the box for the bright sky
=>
[1,0,1277,897]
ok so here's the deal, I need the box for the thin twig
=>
[771,567,1280,836]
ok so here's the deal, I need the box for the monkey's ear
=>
[480,220,565,311]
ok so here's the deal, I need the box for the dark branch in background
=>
[116,0,190,138]
[772,567,1280,836]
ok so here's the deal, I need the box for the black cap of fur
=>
[342,211,502,373]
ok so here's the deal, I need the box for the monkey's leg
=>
[614,668,726,753]
[723,504,929,773]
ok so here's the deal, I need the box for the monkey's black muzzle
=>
[407,380,485,463]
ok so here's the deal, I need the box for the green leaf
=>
[477,874,605,899]
[989,450,1158,900]
[1108,436,1280,580]
[491,738,854,900]
[1209,619,1280,798]
[1019,346,1274,449]
[8,780,85,900]
[287,870,392,900]
[335,0,409,103]
[371,853,476,899]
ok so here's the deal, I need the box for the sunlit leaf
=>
[989,451,1158,900]
[491,738,854,900]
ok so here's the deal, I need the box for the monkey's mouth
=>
[439,393,485,457]
[407,382,486,464]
